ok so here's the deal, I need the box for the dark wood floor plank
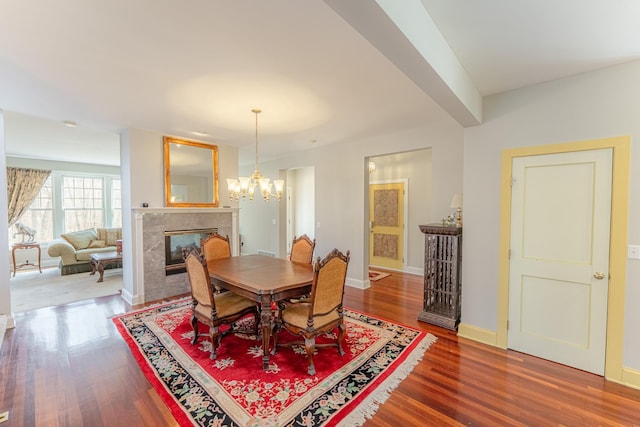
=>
[1,269,639,426]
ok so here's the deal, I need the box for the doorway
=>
[366,149,432,275]
[496,136,630,382]
[283,167,315,256]
[369,180,407,270]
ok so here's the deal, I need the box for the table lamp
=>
[450,193,463,227]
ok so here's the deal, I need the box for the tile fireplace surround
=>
[130,207,238,303]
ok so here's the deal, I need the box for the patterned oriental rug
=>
[113,298,436,427]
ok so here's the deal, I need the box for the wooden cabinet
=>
[418,224,462,330]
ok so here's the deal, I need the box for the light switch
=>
[628,245,640,259]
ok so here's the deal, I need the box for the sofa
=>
[47,227,122,275]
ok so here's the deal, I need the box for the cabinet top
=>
[419,224,462,235]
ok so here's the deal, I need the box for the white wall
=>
[293,167,315,239]
[6,157,120,175]
[0,111,13,327]
[238,115,463,283]
[235,159,283,256]
[463,59,640,370]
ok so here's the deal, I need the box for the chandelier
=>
[227,109,285,201]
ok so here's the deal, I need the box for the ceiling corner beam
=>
[325,0,482,127]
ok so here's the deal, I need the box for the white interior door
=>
[508,148,612,375]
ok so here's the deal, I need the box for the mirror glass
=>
[164,136,219,207]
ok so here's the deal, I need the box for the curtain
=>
[6,167,51,227]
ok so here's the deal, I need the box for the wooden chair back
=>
[309,249,350,318]
[183,246,258,360]
[290,234,315,264]
[184,247,216,310]
[200,233,231,263]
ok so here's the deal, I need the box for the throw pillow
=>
[61,229,98,250]
[88,239,106,248]
[97,228,122,246]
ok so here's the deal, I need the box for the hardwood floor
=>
[1,270,639,426]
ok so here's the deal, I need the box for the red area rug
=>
[113,297,435,426]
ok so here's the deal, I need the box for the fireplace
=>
[164,228,217,275]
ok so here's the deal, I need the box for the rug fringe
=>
[336,333,437,427]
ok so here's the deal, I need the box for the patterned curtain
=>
[6,167,51,226]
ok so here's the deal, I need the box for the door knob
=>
[593,272,605,280]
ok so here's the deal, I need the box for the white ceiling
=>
[2,0,639,166]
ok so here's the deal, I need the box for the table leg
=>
[97,262,105,283]
[11,247,17,277]
[260,302,272,369]
[36,246,42,273]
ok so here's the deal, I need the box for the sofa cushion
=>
[97,228,122,246]
[61,229,98,250]
[88,239,106,248]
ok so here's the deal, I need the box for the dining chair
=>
[289,234,316,264]
[272,248,350,375]
[200,232,231,292]
[283,234,316,304]
[200,232,231,262]
[183,247,259,359]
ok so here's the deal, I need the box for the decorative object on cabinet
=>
[449,193,463,227]
[418,224,462,330]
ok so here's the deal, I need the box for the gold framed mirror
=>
[163,136,219,207]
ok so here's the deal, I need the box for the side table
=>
[90,251,123,283]
[12,242,42,276]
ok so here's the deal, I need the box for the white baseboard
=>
[346,277,370,290]
[120,288,143,306]
[0,315,7,351]
[406,266,423,276]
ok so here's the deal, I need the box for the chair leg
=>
[337,322,346,356]
[190,315,199,345]
[304,336,316,376]
[210,325,220,359]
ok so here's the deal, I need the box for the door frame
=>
[496,136,630,382]
[369,179,408,271]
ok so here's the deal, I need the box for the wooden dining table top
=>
[206,254,313,296]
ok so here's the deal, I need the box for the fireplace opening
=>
[164,228,218,275]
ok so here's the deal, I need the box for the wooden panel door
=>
[369,182,405,270]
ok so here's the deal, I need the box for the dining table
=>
[207,254,313,369]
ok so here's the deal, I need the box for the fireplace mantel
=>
[132,207,238,215]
